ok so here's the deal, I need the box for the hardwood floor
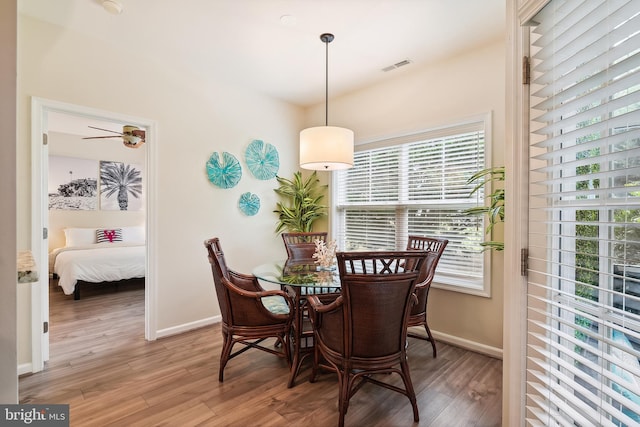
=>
[19,280,502,426]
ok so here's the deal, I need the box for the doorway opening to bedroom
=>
[28,98,157,374]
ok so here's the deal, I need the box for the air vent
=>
[382,59,412,72]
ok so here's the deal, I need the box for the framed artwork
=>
[100,160,144,211]
[48,156,98,210]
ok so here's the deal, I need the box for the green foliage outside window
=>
[571,145,640,338]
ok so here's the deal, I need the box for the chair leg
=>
[408,319,437,358]
[424,323,437,358]
[309,344,319,383]
[337,371,350,427]
[400,359,420,422]
[281,332,292,367]
[219,332,234,382]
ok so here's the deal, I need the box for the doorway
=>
[30,97,157,372]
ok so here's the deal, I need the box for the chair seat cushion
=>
[261,295,290,315]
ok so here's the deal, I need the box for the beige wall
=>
[17,14,304,363]
[16,12,505,372]
[310,40,506,351]
[1,0,18,403]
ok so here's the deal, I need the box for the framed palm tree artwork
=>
[99,160,144,211]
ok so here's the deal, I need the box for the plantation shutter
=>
[526,0,640,425]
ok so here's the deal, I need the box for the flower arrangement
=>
[313,239,337,269]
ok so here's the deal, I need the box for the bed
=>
[50,226,146,299]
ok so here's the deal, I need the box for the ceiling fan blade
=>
[82,136,121,140]
[87,125,123,135]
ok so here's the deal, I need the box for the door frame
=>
[503,0,551,424]
[30,97,158,372]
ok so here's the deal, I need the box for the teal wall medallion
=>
[245,139,279,180]
[238,192,260,216]
[206,151,242,189]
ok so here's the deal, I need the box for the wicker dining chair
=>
[204,237,294,382]
[308,250,428,427]
[281,232,328,261]
[405,235,448,357]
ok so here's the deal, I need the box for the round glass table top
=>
[253,259,340,288]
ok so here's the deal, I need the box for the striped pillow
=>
[96,228,123,243]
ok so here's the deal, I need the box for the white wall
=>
[310,40,506,351]
[16,14,304,362]
[0,0,18,404]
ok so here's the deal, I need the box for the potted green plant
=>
[465,166,505,251]
[273,171,328,233]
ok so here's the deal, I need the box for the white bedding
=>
[51,243,145,295]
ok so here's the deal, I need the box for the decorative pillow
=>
[64,228,96,247]
[96,228,123,243]
[121,226,145,244]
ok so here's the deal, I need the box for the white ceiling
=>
[19,0,506,110]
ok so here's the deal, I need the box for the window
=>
[526,0,640,425]
[332,114,491,295]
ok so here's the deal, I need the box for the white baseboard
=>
[154,318,502,360]
[432,330,503,359]
[155,315,221,339]
[18,363,33,376]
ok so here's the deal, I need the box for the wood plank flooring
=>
[19,279,502,426]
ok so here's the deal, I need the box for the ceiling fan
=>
[82,125,146,148]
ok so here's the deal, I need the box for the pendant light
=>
[300,33,354,171]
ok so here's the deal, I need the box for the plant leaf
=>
[273,171,328,233]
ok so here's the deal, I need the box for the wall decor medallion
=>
[245,139,279,180]
[206,151,242,189]
[238,192,260,216]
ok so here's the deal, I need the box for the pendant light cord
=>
[324,35,329,126]
[320,33,334,127]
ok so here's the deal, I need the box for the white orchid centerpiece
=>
[312,238,337,269]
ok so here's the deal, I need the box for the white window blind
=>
[527,0,640,425]
[333,117,490,294]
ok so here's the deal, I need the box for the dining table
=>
[253,259,341,388]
